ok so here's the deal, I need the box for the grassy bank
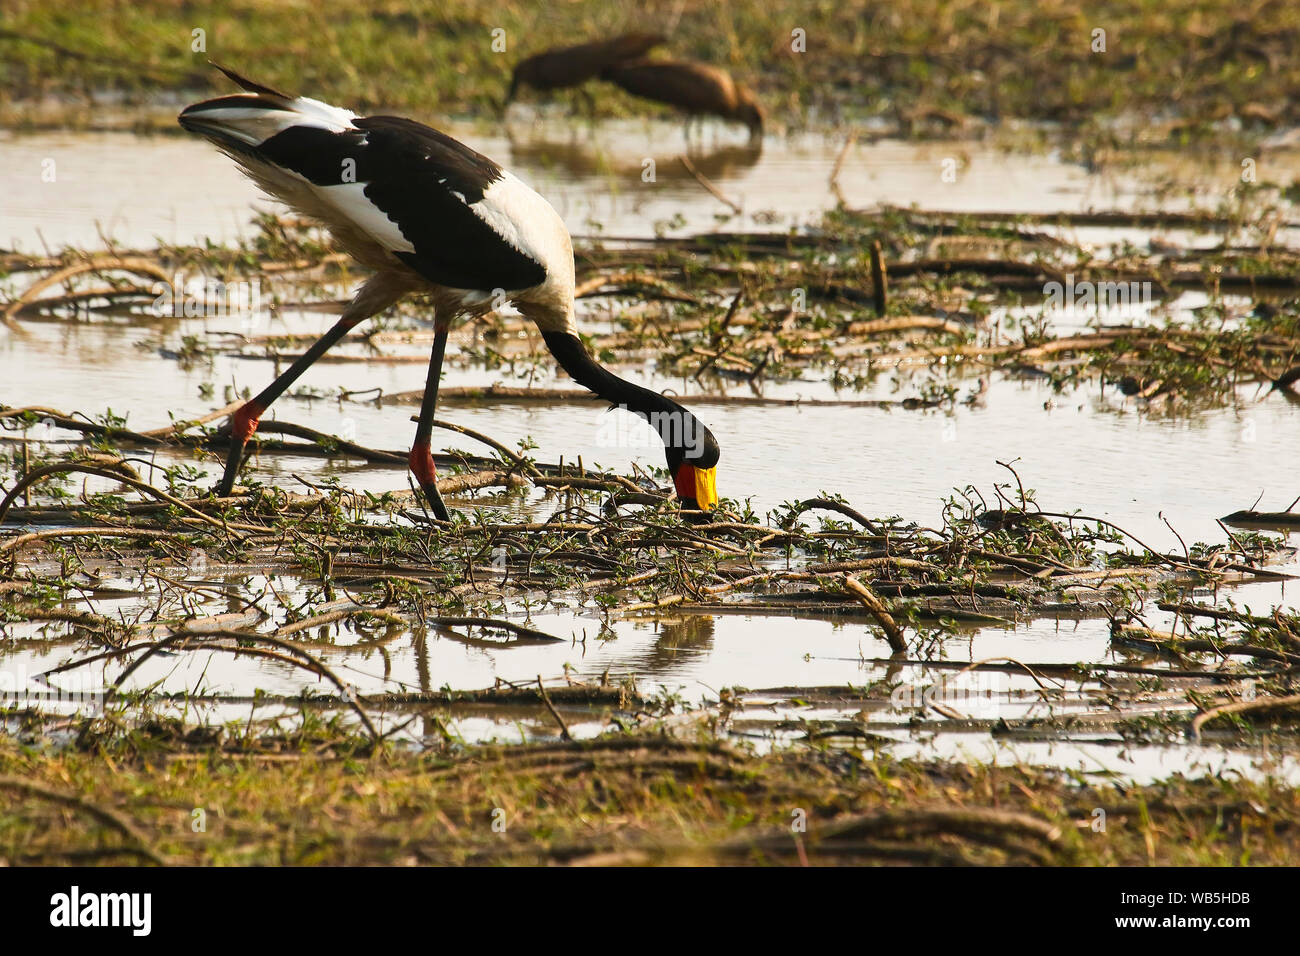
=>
[3,0,1300,137]
[2,726,1297,865]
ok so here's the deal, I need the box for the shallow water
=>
[7,119,1300,250]
[4,299,1295,553]
[2,121,1299,781]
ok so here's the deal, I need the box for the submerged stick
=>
[829,132,856,207]
[844,575,907,653]
[107,628,380,743]
[678,155,742,214]
[537,676,573,741]
[870,240,888,316]
[1221,509,1300,529]
[2,255,172,325]
[0,462,240,537]
[794,498,884,534]
[1189,693,1300,741]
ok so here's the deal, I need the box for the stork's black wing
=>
[181,92,547,291]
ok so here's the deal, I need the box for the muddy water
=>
[2,122,1299,781]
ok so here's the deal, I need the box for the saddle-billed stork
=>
[178,66,719,521]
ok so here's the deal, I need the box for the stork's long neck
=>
[541,331,719,468]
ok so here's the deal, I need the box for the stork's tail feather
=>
[179,66,356,149]
[209,62,293,99]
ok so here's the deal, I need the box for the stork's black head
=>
[540,330,722,511]
[664,421,720,512]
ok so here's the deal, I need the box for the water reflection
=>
[505,125,763,182]
[18,123,1300,249]
[640,614,717,672]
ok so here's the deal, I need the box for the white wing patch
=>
[469,172,564,278]
[200,106,567,301]
[312,181,415,253]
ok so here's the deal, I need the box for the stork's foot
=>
[215,437,251,498]
[409,443,451,522]
[419,482,452,523]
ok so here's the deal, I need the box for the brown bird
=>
[603,58,764,140]
[506,33,666,103]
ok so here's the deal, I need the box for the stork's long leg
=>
[408,318,451,522]
[216,276,405,497]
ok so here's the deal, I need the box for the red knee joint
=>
[232,401,265,443]
[408,443,438,486]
